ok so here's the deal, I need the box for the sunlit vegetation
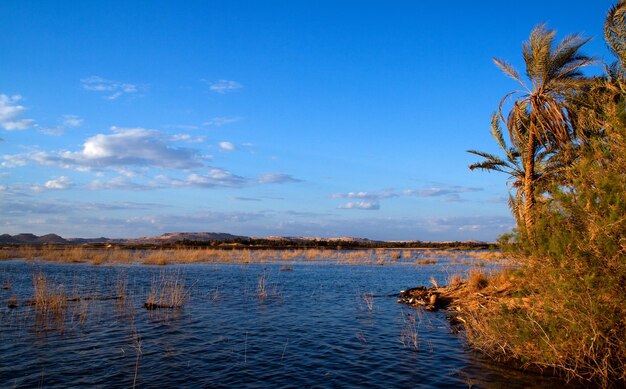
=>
[144,270,188,310]
[465,2,626,385]
[0,246,504,266]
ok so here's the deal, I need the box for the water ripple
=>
[0,260,566,388]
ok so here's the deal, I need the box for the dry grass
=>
[390,251,402,260]
[142,250,170,265]
[466,268,489,291]
[463,250,507,262]
[362,292,374,312]
[32,272,68,315]
[447,273,463,288]
[414,258,437,265]
[459,263,625,387]
[144,270,189,309]
[256,270,269,300]
[401,310,421,352]
[1,246,502,269]
[408,261,625,386]
[255,270,282,301]
[7,295,18,308]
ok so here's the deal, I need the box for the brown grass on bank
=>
[403,264,624,386]
[458,263,625,387]
[414,258,437,265]
[1,246,502,267]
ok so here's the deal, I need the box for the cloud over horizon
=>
[338,201,380,210]
[333,185,483,209]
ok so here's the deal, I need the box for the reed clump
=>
[400,310,420,352]
[144,270,188,310]
[7,295,18,308]
[256,271,268,300]
[362,292,374,312]
[255,270,282,301]
[32,272,68,315]
[414,258,437,265]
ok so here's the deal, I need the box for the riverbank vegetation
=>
[0,245,503,266]
[465,1,626,386]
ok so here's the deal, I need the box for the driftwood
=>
[398,286,451,311]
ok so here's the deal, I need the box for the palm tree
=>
[605,0,626,70]
[469,114,527,226]
[468,111,561,228]
[493,24,594,236]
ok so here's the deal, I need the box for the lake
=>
[0,255,565,388]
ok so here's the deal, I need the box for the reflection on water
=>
[0,258,564,388]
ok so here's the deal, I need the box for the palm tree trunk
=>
[524,130,537,239]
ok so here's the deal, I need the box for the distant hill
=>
[0,232,492,249]
[261,236,378,243]
[67,237,113,244]
[127,232,249,244]
[0,233,69,245]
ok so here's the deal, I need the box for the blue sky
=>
[0,1,616,240]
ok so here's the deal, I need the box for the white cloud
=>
[444,194,465,202]
[2,127,206,171]
[206,79,242,94]
[402,186,482,197]
[0,94,35,131]
[331,191,395,201]
[156,168,248,188]
[219,141,236,151]
[172,124,200,130]
[39,127,64,136]
[202,117,241,127]
[81,76,140,100]
[32,176,73,192]
[332,185,483,208]
[88,176,154,191]
[189,169,246,187]
[76,127,204,168]
[39,114,83,136]
[45,176,72,189]
[171,133,205,143]
[62,115,83,128]
[338,201,380,210]
[257,173,301,184]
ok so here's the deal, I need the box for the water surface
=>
[0,257,564,388]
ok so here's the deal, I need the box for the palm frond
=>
[493,58,524,86]
[490,113,508,151]
[605,0,626,68]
